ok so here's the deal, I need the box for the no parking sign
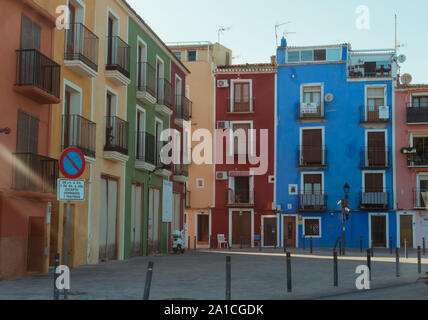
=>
[59,147,85,179]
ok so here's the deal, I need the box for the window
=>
[314,49,326,61]
[287,48,341,63]
[232,123,251,156]
[187,50,196,61]
[173,52,182,60]
[413,96,428,108]
[288,51,300,63]
[16,110,39,153]
[366,87,385,121]
[301,50,313,62]
[21,14,41,50]
[413,136,428,165]
[417,175,428,207]
[233,177,250,203]
[288,184,298,195]
[303,86,321,106]
[304,218,320,237]
[196,178,205,189]
[326,48,341,61]
[232,82,251,112]
[300,129,323,166]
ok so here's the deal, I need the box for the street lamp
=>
[0,128,11,134]
[341,183,350,255]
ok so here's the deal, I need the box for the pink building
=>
[395,84,428,248]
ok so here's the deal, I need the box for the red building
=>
[212,63,277,248]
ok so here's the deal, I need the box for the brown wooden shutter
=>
[302,129,322,164]
[365,173,383,192]
[21,14,41,50]
[367,131,386,166]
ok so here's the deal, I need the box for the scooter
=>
[171,230,186,254]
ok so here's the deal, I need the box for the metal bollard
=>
[367,249,371,281]
[194,236,197,251]
[405,239,408,259]
[143,261,154,300]
[310,237,313,254]
[303,235,306,250]
[390,237,393,255]
[283,234,287,253]
[360,236,363,253]
[423,238,426,256]
[53,253,60,300]
[259,237,262,252]
[286,252,292,293]
[417,246,422,274]
[333,251,338,287]
[395,248,400,277]
[226,256,231,300]
[371,245,374,258]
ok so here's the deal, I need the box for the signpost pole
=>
[65,200,70,268]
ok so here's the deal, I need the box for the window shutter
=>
[16,110,39,153]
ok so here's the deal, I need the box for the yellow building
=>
[168,42,232,248]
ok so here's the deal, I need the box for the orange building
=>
[0,0,60,279]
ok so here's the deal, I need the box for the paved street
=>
[0,248,427,300]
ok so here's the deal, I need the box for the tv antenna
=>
[218,25,231,43]
[275,21,295,46]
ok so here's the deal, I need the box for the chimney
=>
[270,56,277,65]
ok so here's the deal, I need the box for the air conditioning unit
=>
[216,171,228,180]
[217,79,229,88]
[217,121,230,130]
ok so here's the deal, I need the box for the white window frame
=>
[299,126,325,165]
[229,120,254,157]
[302,217,322,238]
[186,49,198,62]
[228,209,255,248]
[196,178,205,189]
[230,79,253,113]
[136,36,147,86]
[106,7,120,60]
[364,84,387,121]
[67,0,86,24]
[368,212,389,248]
[300,83,324,116]
[416,173,428,208]
[365,129,388,166]
[362,170,386,193]
[135,105,146,158]
[300,171,324,195]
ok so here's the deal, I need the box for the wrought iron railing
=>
[359,190,389,210]
[174,164,188,177]
[62,114,96,158]
[227,189,255,206]
[106,36,130,78]
[156,78,172,109]
[360,147,391,168]
[104,116,129,155]
[175,95,192,121]
[137,62,156,97]
[135,131,155,165]
[360,105,390,123]
[65,23,99,71]
[298,192,328,212]
[227,97,255,113]
[406,102,428,123]
[297,102,324,119]
[297,146,327,167]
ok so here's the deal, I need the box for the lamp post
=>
[341,183,350,256]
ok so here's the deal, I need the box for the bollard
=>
[395,248,400,277]
[417,246,422,274]
[283,233,287,253]
[194,236,197,251]
[390,237,393,255]
[360,236,363,253]
[259,237,262,252]
[367,249,371,281]
[405,238,408,259]
[240,236,243,249]
[226,256,231,300]
[310,237,313,254]
[303,235,306,250]
[188,236,191,250]
[143,261,154,300]
[423,238,426,256]
[333,251,338,287]
[286,252,292,293]
[371,245,374,258]
[53,253,60,300]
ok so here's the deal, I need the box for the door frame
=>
[195,211,211,249]
[228,208,254,247]
[299,126,325,164]
[365,129,388,166]
[261,215,278,248]
[396,211,416,249]
[281,214,299,248]
[368,212,389,248]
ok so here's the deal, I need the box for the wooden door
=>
[148,188,160,254]
[66,4,76,54]
[197,214,209,243]
[27,217,45,272]
[367,132,386,166]
[283,216,296,248]
[371,215,387,247]
[233,82,250,112]
[232,211,252,246]
[131,184,143,257]
[302,129,322,165]
[107,17,114,65]
[263,217,277,247]
[99,177,118,262]
[400,215,413,247]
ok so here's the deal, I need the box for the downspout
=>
[86,77,95,264]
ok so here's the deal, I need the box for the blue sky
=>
[128,0,428,83]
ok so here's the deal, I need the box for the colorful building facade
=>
[276,38,398,249]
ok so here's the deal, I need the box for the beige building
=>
[168,42,232,248]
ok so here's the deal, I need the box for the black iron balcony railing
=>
[175,95,192,121]
[360,105,390,123]
[15,49,61,99]
[174,164,188,177]
[65,23,99,71]
[359,190,389,210]
[135,131,155,165]
[298,192,328,212]
[348,63,392,78]
[227,189,255,206]
[62,114,96,158]
[413,188,428,209]
[297,102,325,120]
[297,146,327,168]
[227,97,255,113]
[106,36,130,78]
[407,153,428,167]
[104,116,129,155]
[406,102,428,123]
[156,140,171,171]
[137,62,156,97]
[156,78,172,109]
[360,147,391,168]
[12,153,58,194]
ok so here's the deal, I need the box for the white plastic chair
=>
[217,234,228,248]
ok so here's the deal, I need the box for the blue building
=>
[275,38,398,249]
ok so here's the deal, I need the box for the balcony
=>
[298,193,327,212]
[174,95,192,127]
[407,154,428,167]
[106,36,131,86]
[360,147,391,168]
[104,116,129,162]
[227,97,255,113]
[297,146,327,168]
[155,78,173,116]
[136,62,156,105]
[360,105,390,124]
[348,61,392,79]
[64,23,99,77]
[155,141,172,177]
[297,102,325,121]
[135,131,156,171]
[406,102,428,123]
[412,188,428,209]
[227,189,255,207]
[359,190,389,210]
[14,49,60,104]
[62,114,96,159]
[12,153,58,194]
[173,164,188,183]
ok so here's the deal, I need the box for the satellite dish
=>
[401,73,412,85]
[398,54,407,63]
[325,93,334,103]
